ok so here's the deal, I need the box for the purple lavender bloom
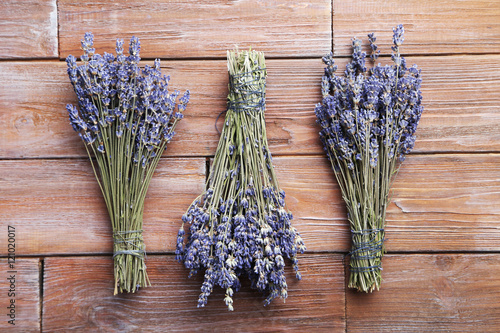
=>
[65,33,189,161]
[350,38,367,74]
[80,32,95,62]
[177,50,304,311]
[316,25,422,172]
[316,25,423,293]
[367,33,380,61]
[393,24,405,47]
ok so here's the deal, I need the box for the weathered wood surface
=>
[2,154,499,256]
[0,59,322,158]
[274,153,500,252]
[0,259,40,332]
[58,0,331,59]
[43,255,345,332]
[1,55,500,159]
[333,0,500,56]
[1,1,499,331]
[0,0,58,59]
[0,158,205,256]
[347,254,500,332]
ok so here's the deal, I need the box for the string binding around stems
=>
[228,68,266,113]
[113,229,146,259]
[215,68,267,134]
[348,228,384,273]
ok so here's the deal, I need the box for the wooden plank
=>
[0,0,58,58]
[1,55,500,159]
[347,254,500,332]
[333,0,500,56]
[386,153,500,251]
[0,59,323,159]
[2,154,499,255]
[319,54,500,153]
[43,255,345,332]
[407,55,500,153]
[0,258,40,332]
[0,158,205,256]
[275,154,500,252]
[272,155,348,253]
[58,0,331,59]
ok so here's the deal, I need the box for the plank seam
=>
[6,251,500,260]
[5,149,500,163]
[52,52,500,61]
[205,157,210,184]
[0,155,210,161]
[331,0,334,55]
[0,58,61,63]
[344,255,348,333]
[1,52,498,63]
[1,151,500,162]
[39,258,44,333]
[56,0,61,60]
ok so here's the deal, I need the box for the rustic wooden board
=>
[275,153,500,252]
[0,158,205,256]
[0,59,323,159]
[0,0,58,58]
[43,255,345,332]
[2,154,499,256]
[333,0,500,56]
[58,0,331,59]
[0,258,40,332]
[386,153,500,252]
[0,0,498,330]
[347,254,500,332]
[1,55,500,159]
[407,55,500,152]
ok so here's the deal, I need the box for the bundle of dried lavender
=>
[65,33,189,294]
[176,49,305,310]
[315,25,423,292]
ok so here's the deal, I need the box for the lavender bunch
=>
[65,33,189,294]
[315,25,423,292]
[176,50,305,310]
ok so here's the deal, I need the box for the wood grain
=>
[2,154,499,255]
[2,55,500,159]
[0,59,324,159]
[333,0,500,56]
[1,0,499,331]
[386,153,500,251]
[43,255,345,332]
[347,254,500,332]
[0,0,58,58]
[275,153,500,252]
[407,55,500,152]
[58,0,331,59]
[0,259,40,332]
[0,158,205,256]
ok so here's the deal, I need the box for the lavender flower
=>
[315,25,423,292]
[367,33,380,61]
[65,33,189,294]
[176,50,305,311]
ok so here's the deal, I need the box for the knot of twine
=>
[227,68,266,113]
[113,230,146,260]
[215,68,267,134]
[348,228,384,273]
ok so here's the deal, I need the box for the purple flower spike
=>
[316,25,423,293]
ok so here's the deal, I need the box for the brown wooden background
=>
[1,0,500,332]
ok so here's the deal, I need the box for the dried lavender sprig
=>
[66,33,189,294]
[367,33,380,62]
[315,25,423,292]
[176,49,305,310]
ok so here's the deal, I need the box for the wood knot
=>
[435,255,454,271]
